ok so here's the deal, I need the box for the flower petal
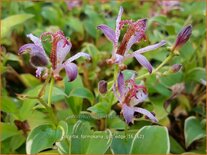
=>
[134,107,158,123]
[35,67,45,78]
[115,6,123,45]
[118,72,125,96]
[26,34,43,48]
[64,62,78,82]
[66,52,90,63]
[97,24,116,45]
[30,52,48,67]
[134,40,166,54]
[19,43,37,55]
[122,104,135,124]
[125,19,147,54]
[19,43,48,67]
[113,83,122,103]
[56,39,72,65]
[134,53,153,73]
[130,90,148,106]
[114,54,124,64]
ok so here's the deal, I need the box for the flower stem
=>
[38,70,51,98]
[48,77,54,107]
[136,53,174,80]
[113,65,119,82]
[39,98,58,125]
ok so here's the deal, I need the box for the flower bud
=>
[172,25,192,54]
[171,64,182,73]
[98,80,107,94]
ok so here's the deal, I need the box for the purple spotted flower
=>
[97,6,166,73]
[113,72,158,124]
[19,31,90,81]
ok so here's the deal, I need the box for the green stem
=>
[39,98,58,125]
[113,65,119,82]
[48,77,54,107]
[38,70,51,98]
[136,53,174,80]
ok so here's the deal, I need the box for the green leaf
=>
[70,121,112,154]
[85,130,112,154]
[0,122,20,142]
[130,126,170,154]
[83,20,97,38]
[148,15,167,26]
[64,75,83,94]
[64,76,84,114]
[44,86,67,103]
[10,134,26,151]
[87,102,111,118]
[23,84,67,103]
[69,87,94,104]
[180,42,195,61]
[26,124,62,154]
[146,75,172,97]
[170,136,185,154]
[20,73,41,87]
[185,67,206,83]
[1,96,18,114]
[1,14,34,39]
[111,130,136,154]
[107,111,126,130]
[71,121,93,154]
[41,6,59,25]
[68,17,84,35]
[184,116,206,148]
[56,137,70,154]
[39,150,60,154]
[160,72,183,87]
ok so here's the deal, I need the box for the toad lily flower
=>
[19,31,90,81]
[97,6,166,73]
[113,72,158,124]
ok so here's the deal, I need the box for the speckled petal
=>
[134,40,166,54]
[122,104,135,124]
[56,39,72,65]
[115,6,123,45]
[134,107,158,123]
[19,43,48,67]
[27,34,43,48]
[97,24,116,45]
[64,62,78,82]
[134,53,153,73]
[65,52,90,63]
[117,72,125,96]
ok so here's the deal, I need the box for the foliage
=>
[1,0,206,154]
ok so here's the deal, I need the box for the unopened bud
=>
[98,80,107,94]
[171,64,182,73]
[172,25,192,54]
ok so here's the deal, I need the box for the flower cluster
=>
[19,31,90,81]
[113,72,157,124]
[19,5,192,125]
[97,6,166,72]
